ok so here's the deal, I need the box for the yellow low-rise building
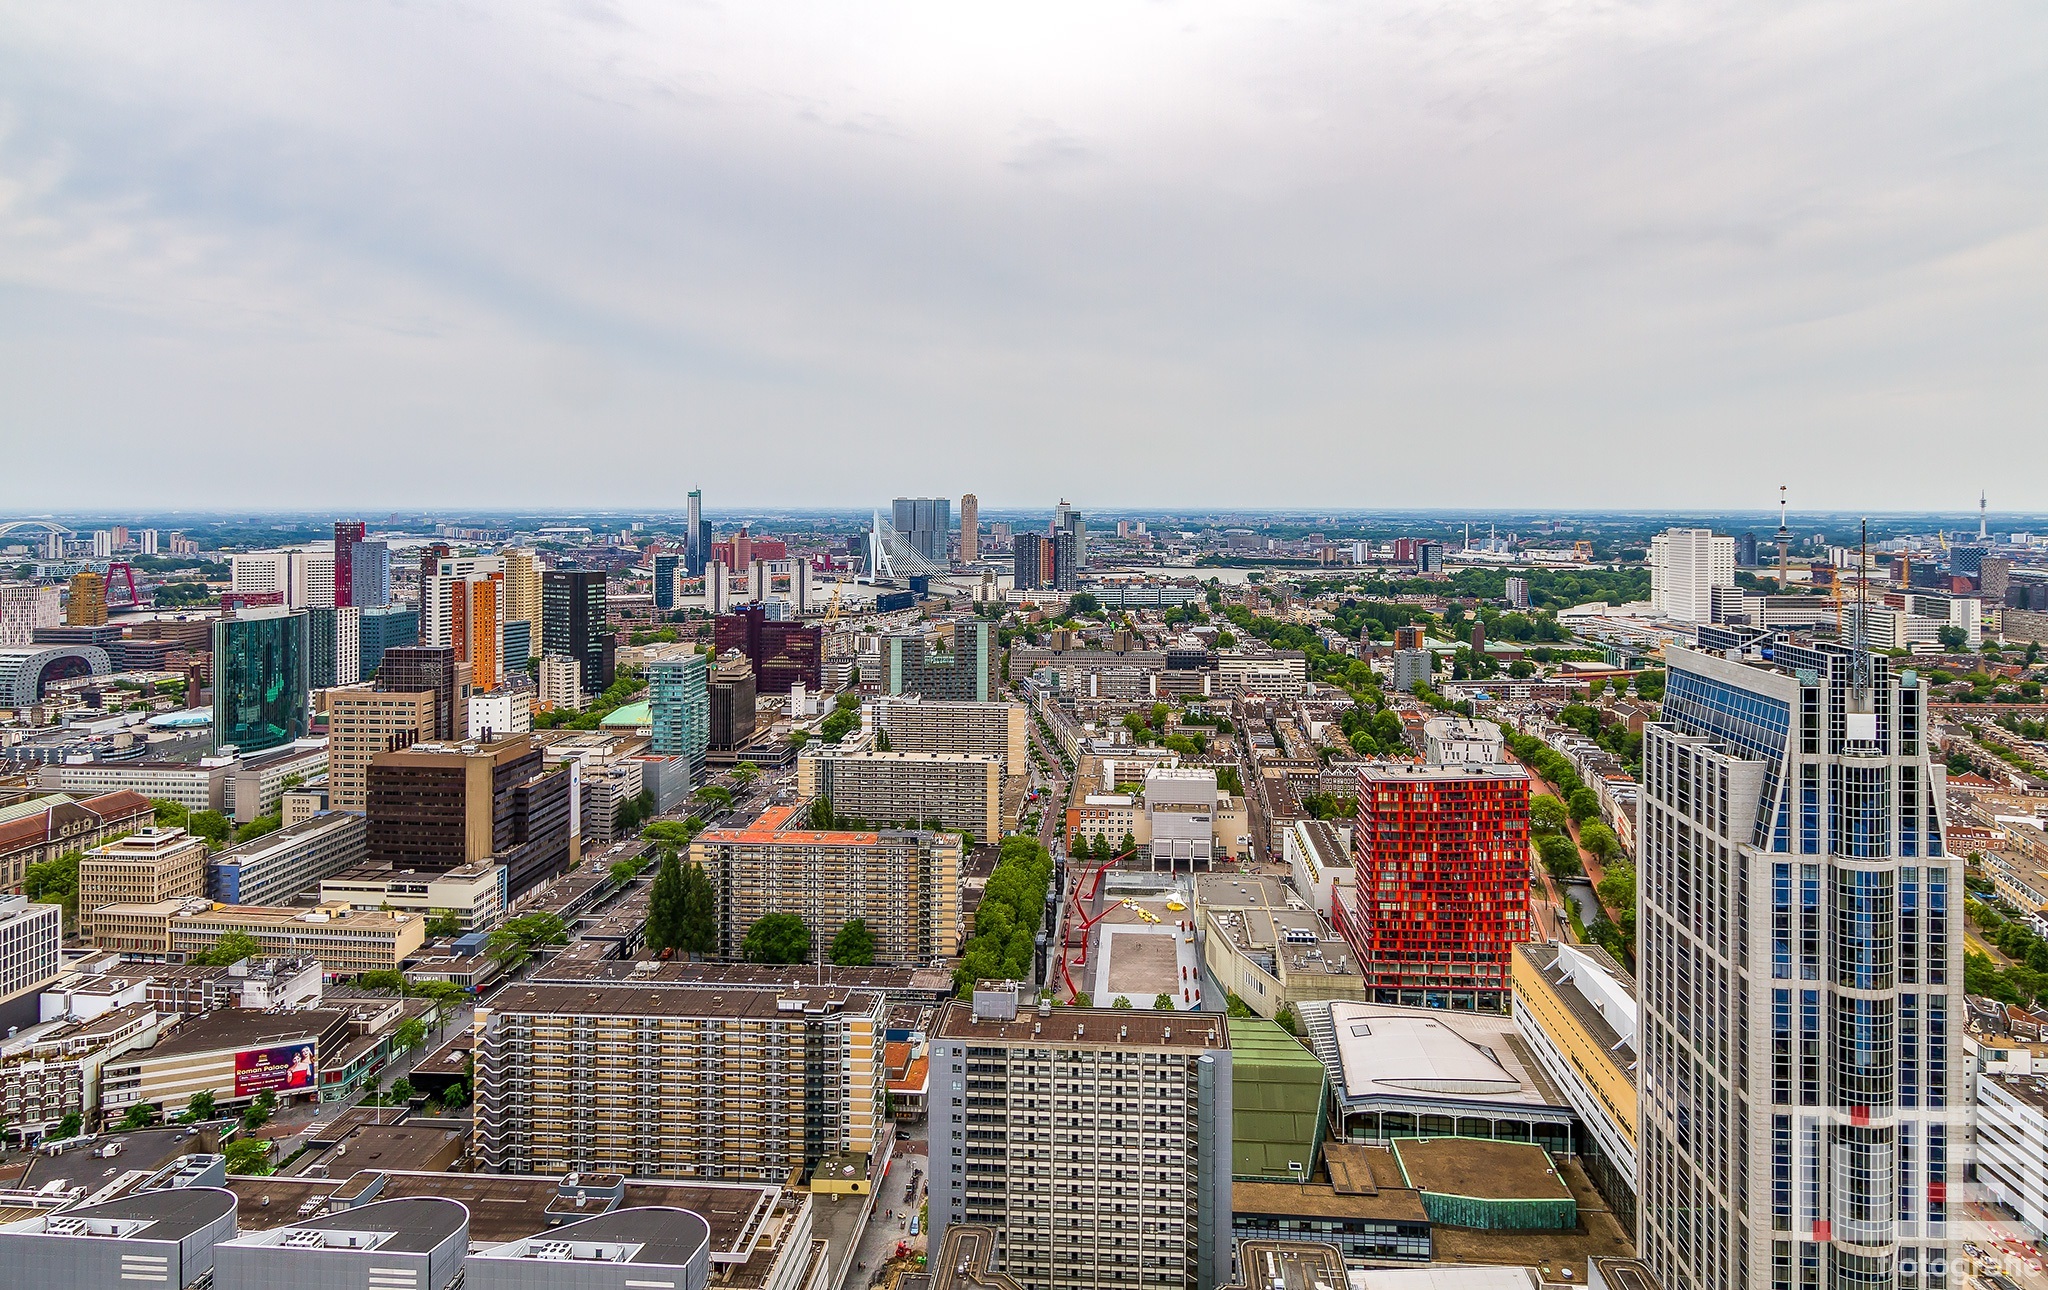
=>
[89,900,426,975]
[1511,941,1638,1229]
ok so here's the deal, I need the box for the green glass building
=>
[648,651,709,774]
[213,608,310,754]
[1230,1018,1328,1182]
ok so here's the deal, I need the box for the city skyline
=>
[4,4,2045,510]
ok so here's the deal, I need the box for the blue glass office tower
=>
[212,608,309,754]
[653,553,679,611]
[1639,639,1960,1290]
[647,652,709,776]
[358,605,420,682]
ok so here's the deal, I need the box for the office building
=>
[1415,540,1443,574]
[0,1188,240,1288]
[44,759,234,813]
[648,651,710,769]
[1512,942,1639,1231]
[305,604,361,691]
[798,747,1003,843]
[686,488,706,575]
[883,619,996,702]
[500,617,532,676]
[358,604,419,682]
[206,811,368,907]
[1505,576,1530,609]
[0,583,62,647]
[0,894,62,1026]
[227,742,328,824]
[326,687,435,812]
[1053,498,1088,569]
[1636,641,1961,1290]
[66,571,108,626]
[213,608,310,754]
[1648,527,1736,624]
[377,645,466,741]
[542,568,612,694]
[365,734,572,896]
[713,605,820,691]
[333,520,367,606]
[930,985,1233,1290]
[892,497,951,565]
[77,826,208,940]
[708,653,757,752]
[0,788,155,892]
[537,652,584,713]
[469,687,532,738]
[691,804,961,964]
[1423,716,1504,766]
[653,551,680,611]
[1337,761,1531,1012]
[1014,532,1047,592]
[960,492,979,564]
[1146,766,1219,868]
[321,860,505,933]
[475,983,885,1183]
[212,1197,469,1290]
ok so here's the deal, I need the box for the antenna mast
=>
[1981,489,1989,541]
[1775,485,1792,592]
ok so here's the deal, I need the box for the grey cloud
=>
[0,1,2041,511]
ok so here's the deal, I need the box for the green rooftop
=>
[0,794,75,828]
[601,700,652,729]
[1230,1019,1328,1182]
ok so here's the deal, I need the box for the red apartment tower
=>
[1336,762,1532,1011]
[334,520,366,607]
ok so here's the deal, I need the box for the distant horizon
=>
[10,504,2045,522]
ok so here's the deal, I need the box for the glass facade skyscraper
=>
[358,605,419,683]
[648,651,709,773]
[653,553,679,611]
[212,608,310,754]
[542,569,612,695]
[1638,640,1960,1290]
[890,497,950,565]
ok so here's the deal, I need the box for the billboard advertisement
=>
[234,1041,318,1098]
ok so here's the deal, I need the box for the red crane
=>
[104,562,139,608]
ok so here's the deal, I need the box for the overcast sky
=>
[2,2,2043,513]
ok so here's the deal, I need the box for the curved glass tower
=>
[1639,639,1959,1290]
[212,607,310,754]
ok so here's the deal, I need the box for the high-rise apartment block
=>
[501,547,541,633]
[78,827,208,940]
[691,804,961,964]
[1014,532,1047,592]
[960,493,980,564]
[1649,527,1737,624]
[376,645,467,742]
[0,584,62,648]
[930,986,1234,1289]
[333,520,366,607]
[1053,530,1079,591]
[474,984,885,1183]
[305,605,361,691]
[1637,641,1961,1290]
[326,687,436,812]
[537,653,584,713]
[892,497,951,565]
[365,734,572,896]
[714,606,821,691]
[883,619,996,702]
[542,568,612,694]
[66,571,108,627]
[798,747,1002,842]
[451,574,505,691]
[229,546,335,609]
[213,608,310,754]
[1337,760,1531,1011]
[870,697,1028,781]
[647,651,709,771]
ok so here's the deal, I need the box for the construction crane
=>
[824,584,843,622]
